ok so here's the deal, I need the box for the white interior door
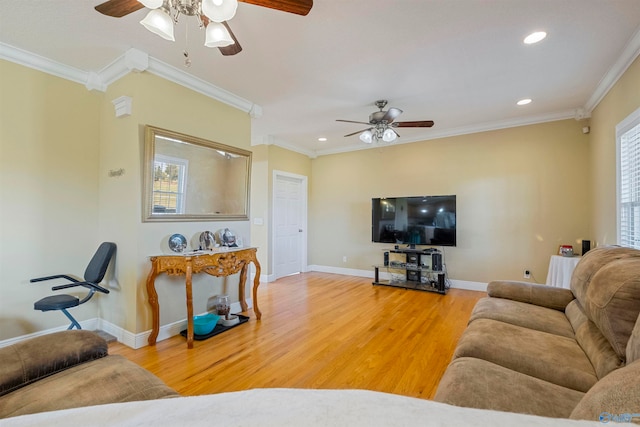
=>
[273,171,307,280]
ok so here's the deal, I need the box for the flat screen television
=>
[372,195,456,247]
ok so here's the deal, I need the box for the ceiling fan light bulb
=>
[359,130,373,144]
[205,22,234,47]
[140,9,175,41]
[202,0,238,23]
[138,0,163,9]
[382,128,397,142]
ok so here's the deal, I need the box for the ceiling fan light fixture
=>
[202,0,238,23]
[138,0,163,9]
[140,8,175,41]
[205,22,234,47]
[382,127,397,142]
[359,130,373,144]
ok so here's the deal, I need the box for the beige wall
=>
[0,60,102,338]
[589,56,640,246]
[0,62,254,340]
[309,120,591,284]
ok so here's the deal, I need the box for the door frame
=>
[272,170,309,280]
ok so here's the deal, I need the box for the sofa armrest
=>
[487,280,574,311]
[0,330,108,396]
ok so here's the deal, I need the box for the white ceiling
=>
[1,0,640,157]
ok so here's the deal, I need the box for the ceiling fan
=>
[94,0,313,57]
[337,100,434,143]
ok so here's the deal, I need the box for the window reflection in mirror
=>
[143,126,251,222]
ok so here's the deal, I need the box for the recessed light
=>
[517,98,532,106]
[524,31,547,45]
[318,137,327,142]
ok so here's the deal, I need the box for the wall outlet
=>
[524,269,531,279]
[343,256,347,262]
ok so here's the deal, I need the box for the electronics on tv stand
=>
[393,245,441,254]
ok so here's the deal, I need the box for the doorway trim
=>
[271,170,309,280]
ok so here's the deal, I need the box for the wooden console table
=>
[146,247,261,349]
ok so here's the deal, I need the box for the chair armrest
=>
[0,330,108,397]
[487,280,574,311]
[52,281,109,294]
[30,274,79,283]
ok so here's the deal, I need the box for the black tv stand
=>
[373,247,447,294]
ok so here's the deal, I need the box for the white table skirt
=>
[546,255,581,288]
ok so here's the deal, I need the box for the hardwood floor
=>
[109,272,484,399]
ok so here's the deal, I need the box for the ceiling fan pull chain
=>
[184,22,192,67]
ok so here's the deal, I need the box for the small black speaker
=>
[383,251,389,266]
[582,240,591,256]
[407,270,420,282]
[437,273,446,292]
[432,253,442,271]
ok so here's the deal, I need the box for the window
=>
[152,154,188,214]
[617,107,640,249]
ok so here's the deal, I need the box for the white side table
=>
[545,255,581,289]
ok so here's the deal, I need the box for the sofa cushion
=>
[0,330,107,397]
[487,280,574,311]
[434,357,585,418]
[578,257,640,360]
[627,314,640,364]
[469,297,575,338]
[570,359,640,424]
[0,355,178,418]
[565,300,623,379]
[453,318,597,392]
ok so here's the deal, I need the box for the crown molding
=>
[144,53,261,117]
[585,26,640,112]
[0,43,261,118]
[0,42,89,86]
[251,135,318,158]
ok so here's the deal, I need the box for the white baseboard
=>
[0,300,251,350]
[308,265,373,278]
[448,279,488,292]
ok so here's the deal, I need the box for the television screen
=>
[372,195,456,246]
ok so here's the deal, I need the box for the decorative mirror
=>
[142,125,251,222]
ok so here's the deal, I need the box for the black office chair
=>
[31,242,116,330]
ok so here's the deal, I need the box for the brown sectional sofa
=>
[0,330,178,418]
[434,246,640,423]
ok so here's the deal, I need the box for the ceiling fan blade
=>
[218,22,243,56]
[381,107,403,123]
[394,120,435,128]
[336,119,372,126]
[95,0,144,17]
[239,0,313,16]
[344,128,372,137]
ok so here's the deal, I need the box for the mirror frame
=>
[142,125,252,222]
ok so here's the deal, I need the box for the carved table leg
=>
[252,257,262,320]
[146,260,160,346]
[185,257,194,349]
[239,262,248,313]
